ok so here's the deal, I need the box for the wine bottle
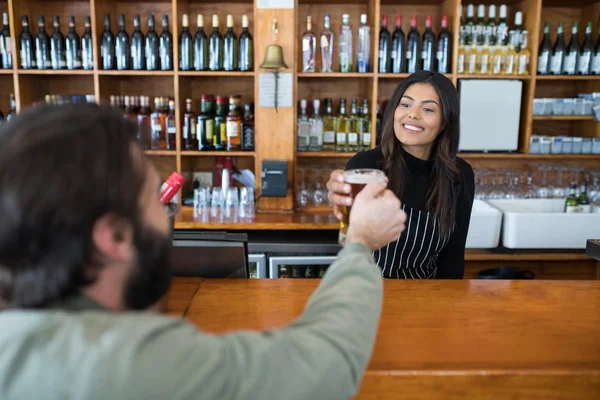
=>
[131,15,145,70]
[579,22,594,75]
[538,22,551,75]
[223,15,237,71]
[82,16,93,70]
[437,16,451,74]
[564,22,580,75]
[180,14,193,71]
[193,15,208,71]
[406,15,420,74]
[65,16,81,70]
[50,16,66,70]
[100,15,115,70]
[35,16,51,69]
[19,16,35,69]
[550,22,566,75]
[0,12,12,69]
[160,15,173,71]
[391,15,405,73]
[239,15,253,72]
[146,15,160,70]
[378,15,391,73]
[592,28,600,74]
[115,15,130,70]
[209,14,223,71]
[422,15,435,71]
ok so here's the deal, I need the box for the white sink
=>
[487,199,600,249]
[465,199,502,248]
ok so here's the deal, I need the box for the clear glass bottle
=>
[503,30,517,75]
[360,99,371,151]
[517,30,530,75]
[491,34,504,75]
[309,99,323,151]
[322,98,336,151]
[336,99,349,152]
[302,16,316,72]
[137,96,152,150]
[457,34,466,74]
[166,100,177,151]
[297,99,310,151]
[320,15,334,73]
[466,37,478,74]
[183,98,197,150]
[357,14,370,73]
[347,99,360,152]
[150,97,167,150]
[478,31,491,74]
[226,96,242,151]
[339,14,353,72]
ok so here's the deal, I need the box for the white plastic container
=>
[488,199,600,249]
[465,200,502,248]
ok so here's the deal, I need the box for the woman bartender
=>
[327,71,475,279]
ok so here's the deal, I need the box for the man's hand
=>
[345,181,406,251]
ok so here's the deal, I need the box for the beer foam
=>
[344,170,385,184]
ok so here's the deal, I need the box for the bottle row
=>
[565,182,592,213]
[458,30,530,75]
[538,22,600,76]
[297,98,380,153]
[301,14,452,74]
[0,94,16,125]
[460,5,521,51]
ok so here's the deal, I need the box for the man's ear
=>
[91,213,134,263]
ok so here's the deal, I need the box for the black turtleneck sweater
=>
[346,147,475,279]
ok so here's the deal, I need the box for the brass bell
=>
[260,44,288,70]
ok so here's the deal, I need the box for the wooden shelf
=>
[532,116,595,121]
[297,72,374,78]
[180,151,255,157]
[457,74,532,80]
[378,73,452,79]
[536,75,600,81]
[297,152,355,157]
[144,150,176,156]
[178,71,254,77]
[97,70,174,77]
[17,69,94,76]
[0,69,14,75]
[459,153,599,160]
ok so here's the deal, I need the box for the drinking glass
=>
[211,187,222,218]
[312,171,328,207]
[225,188,239,219]
[239,187,255,218]
[193,188,210,220]
[296,168,311,208]
[339,169,386,245]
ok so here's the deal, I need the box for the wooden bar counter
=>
[165,278,600,399]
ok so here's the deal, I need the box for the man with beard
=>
[0,104,407,400]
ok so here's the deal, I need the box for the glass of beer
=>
[339,169,386,244]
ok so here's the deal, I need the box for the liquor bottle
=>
[137,96,152,150]
[378,15,391,73]
[35,16,51,69]
[101,15,116,70]
[6,94,15,121]
[160,15,173,71]
[437,16,451,74]
[65,16,81,70]
[209,15,223,71]
[336,99,349,152]
[115,15,129,70]
[198,95,215,151]
[297,99,310,151]
[322,98,336,151]
[223,15,237,71]
[183,98,197,150]
[504,30,517,75]
[391,15,405,73]
[146,15,160,70]
[241,103,254,151]
[50,16,66,69]
[550,22,566,75]
[375,103,382,146]
[213,96,227,150]
[592,29,600,74]
[360,99,371,151]
[486,5,497,48]
[457,35,466,74]
[478,32,491,74]
[309,99,323,151]
[466,35,478,74]
[1,12,12,69]
[19,16,35,69]
[193,15,208,71]
[464,4,475,48]
[320,15,334,73]
[131,15,145,70]
[422,15,435,71]
[497,5,508,47]
[474,5,485,50]
[123,95,133,119]
[564,22,580,75]
[517,30,530,75]
[406,15,420,74]
[579,22,594,75]
[339,14,353,72]
[357,14,370,73]
[166,99,177,150]
[514,12,523,52]
[82,16,93,70]
[538,22,551,75]
[226,96,242,151]
[301,16,316,72]
[239,15,253,72]
[564,183,579,213]
[577,182,591,213]
[151,97,167,150]
[347,99,360,152]
[491,33,504,75]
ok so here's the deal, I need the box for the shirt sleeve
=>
[435,161,475,279]
[118,243,383,400]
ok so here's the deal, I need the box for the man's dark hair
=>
[0,103,145,308]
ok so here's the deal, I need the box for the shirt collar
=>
[51,295,106,312]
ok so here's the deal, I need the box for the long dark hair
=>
[380,71,461,239]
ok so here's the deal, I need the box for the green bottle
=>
[564,183,579,213]
[577,182,591,213]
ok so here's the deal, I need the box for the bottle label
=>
[537,53,549,73]
[190,123,196,139]
[406,51,412,60]
[152,124,162,132]
[565,205,579,213]
[320,35,329,48]
[362,133,372,145]
[20,49,26,65]
[348,132,358,144]
[340,53,349,67]
[206,120,214,140]
[167,127,177,134]
[436,50,443,60]
[564,53,577,73]
[421,50,427,60]
[336,132,347,143]
[309,136,321,146]
[220,124,226,143]
[579,204,591,213]
[518,54,528,74]
[226,121,238,137]
[492,55,503,74]
[578,53,591,74]
[468,54,477,74]
[592,53,600,74]
[505,55,515,74]
[457,54,465,73]
[302,38,310,52]
[480,54,489,73]
[324,131,335,144]
[5,38,11,52]
[183,123,189,139]
[550,53,563,74]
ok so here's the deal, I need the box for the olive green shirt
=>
[0,243,382,400]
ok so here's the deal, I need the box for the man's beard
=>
[122,221,172,310]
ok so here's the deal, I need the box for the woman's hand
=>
[326,170,353,221]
